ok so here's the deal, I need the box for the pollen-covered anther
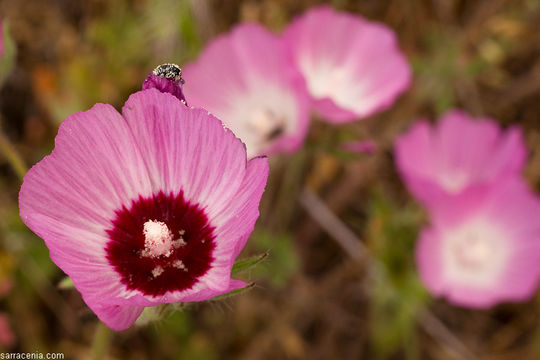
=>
[152,266,164,278]
[173,260,188,272]
[141,220,174,258]
[172,238,186,249]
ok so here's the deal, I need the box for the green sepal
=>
[209,282,255,301]
[231,252,268,274]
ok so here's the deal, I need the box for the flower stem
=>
[91,322,113,360]
[0,128,27,182]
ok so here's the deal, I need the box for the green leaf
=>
[231,252,269,274]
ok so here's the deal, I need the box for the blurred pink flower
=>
[283,6,411,123]
[394,109,526,210]
[0,313,14,348]
[19,89,269,331]
[182,23,310,159]
[416,179,540,308]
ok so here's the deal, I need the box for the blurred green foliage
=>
[366,188,430,359]
[43,0,201,124]
[250,229,299,288]
[152,310,217,360]
[412,27,488,115]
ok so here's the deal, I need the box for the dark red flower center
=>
[105,191,215,296]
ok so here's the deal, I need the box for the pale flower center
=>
[247,109,284,142]
[442,219,508,288]
[438,170,470,194]
[299,58,370,113]
[141,220,185,259]
[454,234,494,269]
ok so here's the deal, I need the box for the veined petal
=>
[394,109,527,210]
[20,89,268,329]
[121,89,248,219]
[284,6,411,123]
[20,103,153,264]
[416,180,540,308]
[183,23,310,158]
[213,156,269,258]
[86,302,145,331]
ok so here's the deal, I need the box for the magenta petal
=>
[169,278,249,303]
[394,109,527,210]
[89,279,247,330]
[0,313,14,348]
[173,157,268,298]
[121,89,248,219]
[20,89,268,329]
[283,6,411,123]
[87,302,145,331]
[182,23,310,158]
[19,103,153,268]
[142,72,187,104]
[214,156,269,258]
[416,180,540,308]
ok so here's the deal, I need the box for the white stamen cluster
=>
[141,220,187,258]
[142,220,189,278]
[152,266,164,278]
[141,220,174,258]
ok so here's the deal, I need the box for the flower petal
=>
[284,6,411,123]
[20,89,266,326]
[112,157,268,306]
[183,23,310,158]
[214,157,269,256]
[394,109,527,209]
[19,103,154,301]
[417,180,540,308]
[87,302,144,331]
[121,89,248,219]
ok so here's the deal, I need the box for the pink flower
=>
[394,109,526,210]
[19,89,269,331]
[283,6,411,123]
[0,313,14,348]
[182,23,310,159]
[416,179,540,308]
